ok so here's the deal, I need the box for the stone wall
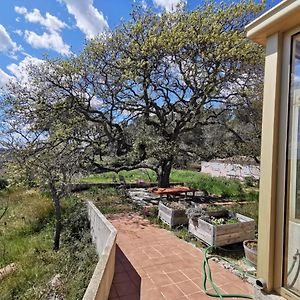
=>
[201,161,260,180]
[83,201,117,300]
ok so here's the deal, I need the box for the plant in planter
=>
[158,200,190,227]
[243,239,257,266]
[186,208,255,246]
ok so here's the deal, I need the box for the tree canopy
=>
[1,1,265,187]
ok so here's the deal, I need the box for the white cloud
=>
[7,55,44,83]
[0,69,13,90]
[0,56,43,92]
[0,24,20,54]
[15,6,27,14]
[24,30,71,56]
[14,29,23,36]
[61,0,108,39]
[153,0,186,12]
[15,6,67,32]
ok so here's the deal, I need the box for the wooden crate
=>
[158,201,188,227]
[188,211,255,246]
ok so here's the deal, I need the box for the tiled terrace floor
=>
[108,213,253,300]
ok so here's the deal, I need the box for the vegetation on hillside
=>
[0,189,97,300]
[82,168,259,201]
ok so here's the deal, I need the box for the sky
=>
[0,0,281,88]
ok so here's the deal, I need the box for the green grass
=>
[81,168,259,201]
[80,187,138,215]
[81,169,157,184]
[0,188,97,300]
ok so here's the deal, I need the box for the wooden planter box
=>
[158,201,188,227]
[188,210,255,246]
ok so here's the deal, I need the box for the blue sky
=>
[0,0,280,87]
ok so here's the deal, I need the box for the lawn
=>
[81,168,259,201]
[0,188,97,300]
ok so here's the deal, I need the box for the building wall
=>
[201,161,260,180]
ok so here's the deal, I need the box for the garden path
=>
[107,213,253,300]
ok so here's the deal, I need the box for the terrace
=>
[108,213,253,300]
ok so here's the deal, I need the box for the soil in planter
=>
[206,216,239,226]
[245,240,257,251]
[201,210,239,226]
[162,200,190,210]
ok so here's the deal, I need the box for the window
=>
[285,33,300,296]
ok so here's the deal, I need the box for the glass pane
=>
[285,34,300,296]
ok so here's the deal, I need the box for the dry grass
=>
[0,188,97,300]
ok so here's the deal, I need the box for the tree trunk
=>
[157,158,173,188]
[50,183,62,251]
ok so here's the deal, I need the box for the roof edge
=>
[246,0,300,45]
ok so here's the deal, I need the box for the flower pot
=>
[243,239,257,266]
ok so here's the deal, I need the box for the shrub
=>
[0,178,8,190]
[244,176,259,187]
[189,175,243,198]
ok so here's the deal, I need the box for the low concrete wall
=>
[83,201,117,300]
[201,161,260,180]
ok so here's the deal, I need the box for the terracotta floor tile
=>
[109,213,253,300]
[108,284,118,298]
[191,276,203,289]
[166,270,189,283]
[114,281,139,297]
[115,263,126,273]
[119,294,140,300]
[180,268,202,280]
[211,272,231,287]
[140,277,155,290]
[176,280,203,296]
[221,282,254,296]
[161,262,181,272]
[188,292,212,299]
[160,284,186,299]
[149,273,173,287]
[141,288,165,300]
[112,272,130,283]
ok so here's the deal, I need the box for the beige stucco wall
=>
[256,32,282,292]
[246,1,300,298]
[83,201,117,300]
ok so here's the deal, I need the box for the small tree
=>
[0,100,88,250]
[7,140,86,250]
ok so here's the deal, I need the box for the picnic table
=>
[149,186,197,200]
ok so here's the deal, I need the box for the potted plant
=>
[158,200,189,227]
[243,239,257,266]
[186,207,255,246]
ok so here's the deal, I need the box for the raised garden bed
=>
[158,201,189,227]
[188,210,255,246]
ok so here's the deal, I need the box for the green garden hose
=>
[202,246,254,299]
[288,254,297,276]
